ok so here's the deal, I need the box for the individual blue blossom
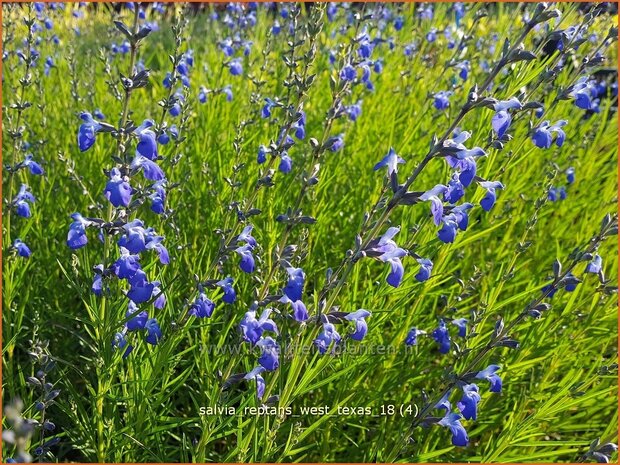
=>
[13,184,35,218]
[492,97,522,138]
[438,215,459,243]
[451,318,468,337]
[345,309,371,341]
[112,332,133,358]
[475,364,502,393]
[240,308,278,344]
[198,86,208,104]
[420,185,448,225]
[114,248,141,279]
[432,319,451,354]
[144,232,170,265]
[67,213,91,249]
[149,180,166,214]
[261,98,276,118]
[357,33,374,58]
[257,336,279,370]
[272,19,281,35]
[366,227,408,287]
[446,155,478,187]
[532,120,567,149]
[131,155,165,181]
[373,147,405,176]
[228,58,243,76]
[118,220,147,254]
[283,267,305,302]
[92,264,104,295]
[104,168,132,207]
[569,77,597,110]
[293,111,306,139]
[457,383,481,420]
[125,301,148,331]
[13,239,31,258]
[405,328,426,346]
[188,292,215,318]
[415,258,433,282]
[134,120,158,160]
[340,64,356,81]
[152,283,166,309]
[566,166,575,184]
[279,153,292,173]
[479,181,504,211]
[144,318,162,345]
[237,225,257,247]
[442,130,486,160]
[445,173,465,204]
[433,90,452,110]
[216,277,236,304]
[77,112,102,152]
[394,15,404,30]
[127,269,155,304]
[585,254,603,274]
[44,56,54,76]
[455,60,470,80]
[235,244,256,273]
[438,412,469,447]
[315,322,342,354]
[345,101,363,121]
[23,154,44,175]
[256,145,267,164]
[244,366,266,399]
[426,28,437,42]
[279,295,309,322]
[327,133,344,152]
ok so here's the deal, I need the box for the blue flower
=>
[373,147,405,176]
[262,98,276,118]
[345,309,371,341]
[125,301,148,331]
[479,181,504,211]
[566,166,575,184]
[366,227,408,287]
[445,173,465,204]
[144,232,170,264]
[345,101,363,121]
[240,308,278,344]
[237,225,258,247]
[569,77,597,110]
[188,292,215,318]
[315,322,342,354]
[279,295,308,322]
[279,153,292,173]
[77,112,102,152]
[127,269,155,304]
[112,332,133,358]
[229,58,243,76]
[492,98,522,138]
[420,185,448,225]
[92,264,104,295]
[455,60,470,80]
[394,16,404,30]
[585,254,603,274]
[134,120,158,160]
[327,133,344,152]
[438,412,469,447]
[13,184,35,218]
[257,145,267,164]
[114,248,141,279]
[13,239,31,258]
[149,180,166,214]
[405,328,426,346]
[216,277,236,304]
[457,383,481,420]
[235,244,256,273]
[144,318,162,345]
[415,258,433,282]
[340,64,356,81]
[451,318,468,337]
[244,366,266,399]
[131,155,165,181]
[118,220,147,254]
[475,364,503,393]
[443,131,486,160]
[257,336,279,370]
[23,154,44,175]
[67,213,91,250]
[432,319,451,354]
[104,168,132,207]
[283,267,305,302]
[532,120,567,149]
[433,91,452,110]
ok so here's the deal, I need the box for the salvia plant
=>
[2,2,618,463]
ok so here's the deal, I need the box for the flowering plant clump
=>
[2,2,618,463]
